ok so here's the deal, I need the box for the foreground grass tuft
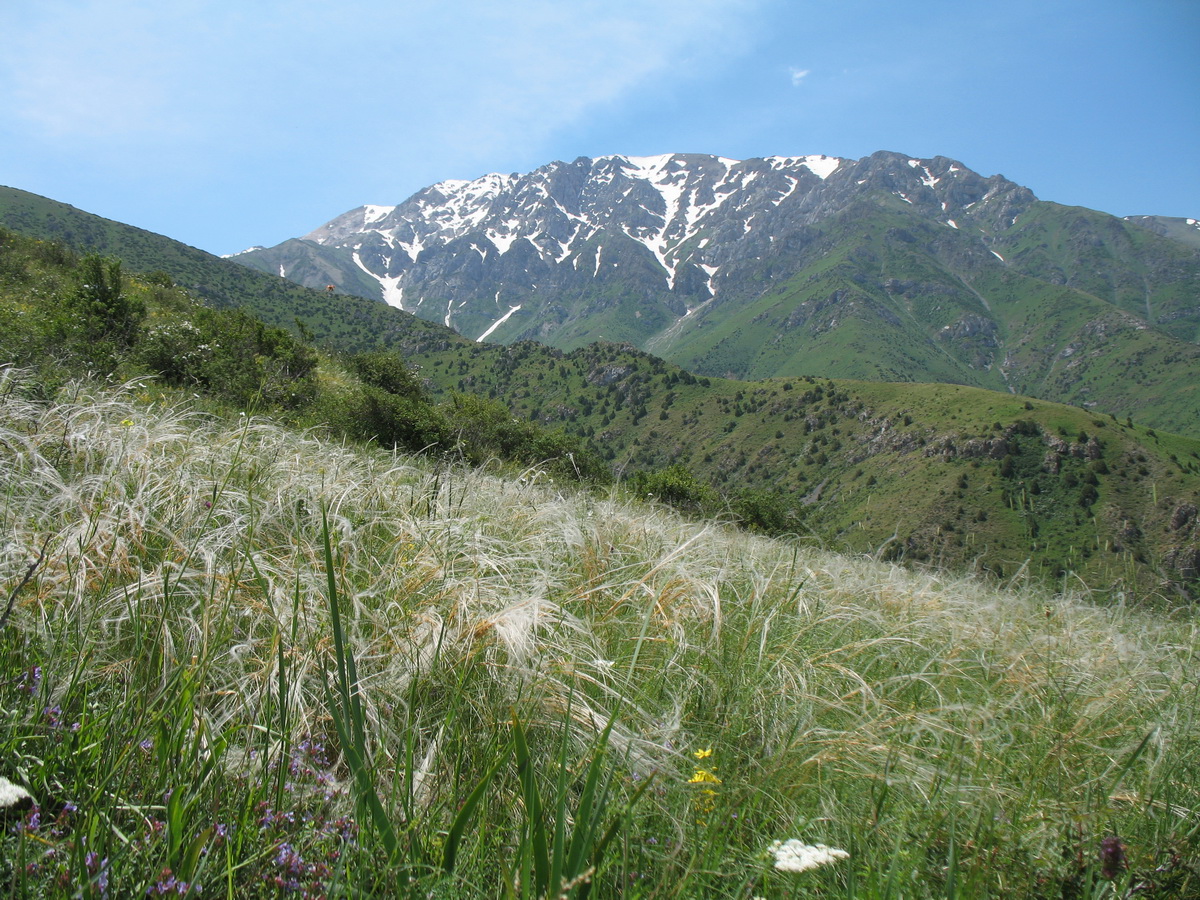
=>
[1,370,1197,897]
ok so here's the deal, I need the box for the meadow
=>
[1,369,1197,897]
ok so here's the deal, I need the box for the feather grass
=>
[0,369,1196,897]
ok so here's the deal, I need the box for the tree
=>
[71,254,145,349]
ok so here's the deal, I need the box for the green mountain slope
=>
[654,197,1200,435]
[996,203,1200,344]
[0,185,466,356]
[1125,214,1200,251]
[403,338,1200,601]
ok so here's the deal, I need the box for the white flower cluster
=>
[769,839,849,873]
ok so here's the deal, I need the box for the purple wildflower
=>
[19,665,41,694]
[146,868,198,895]
[86,852,110,896]
[1099,835,1127,880]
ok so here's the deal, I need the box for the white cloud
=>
[789,67,811,86]
[0,0,758,158]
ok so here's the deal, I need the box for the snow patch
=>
[398,233,425,263]
[351,250,406,309]
[487,229,520,254]
[363,204,395,225]
[378,276,405,309]
[773,176,799,206]
[278,264,286,277]
[618,153,676,174]
[802,156,840,179]
[909,162,939,189]
[556,223,584,262]
[766,155,840,179]
[433,178,470,194]
[477,305,522,342]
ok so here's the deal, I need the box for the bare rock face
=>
[587,364,634,387]
[1165,546,1200,580]
[1170,502,1197,532]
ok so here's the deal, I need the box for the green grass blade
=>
[442,739,512,874]
[513,713,549,897]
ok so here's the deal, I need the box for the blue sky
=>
[2,0,1197,257]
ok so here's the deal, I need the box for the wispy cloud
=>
[0,0,764,249]
[789,67,811,86]
[0,1,758,166]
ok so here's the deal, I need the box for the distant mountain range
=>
[230,151,1200,436]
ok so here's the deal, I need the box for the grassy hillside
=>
[0,185,464,356]
[997,203,1200,344]
[0,224,607,488]
[2,373,1197,897]
[404,339,1200,603]
[1125,216,1200,252]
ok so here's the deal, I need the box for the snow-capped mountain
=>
[233,150,1199,413]
[234,151,1032,343]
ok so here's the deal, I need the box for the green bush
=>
[69,253,145,349]
[140,307,317,409]
[348,349,428,400]
[731,487,805,535]
[629,464,718,515]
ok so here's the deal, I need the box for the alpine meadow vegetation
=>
[0,370,1197,897]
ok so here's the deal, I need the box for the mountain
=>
[234,151,1200,437]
